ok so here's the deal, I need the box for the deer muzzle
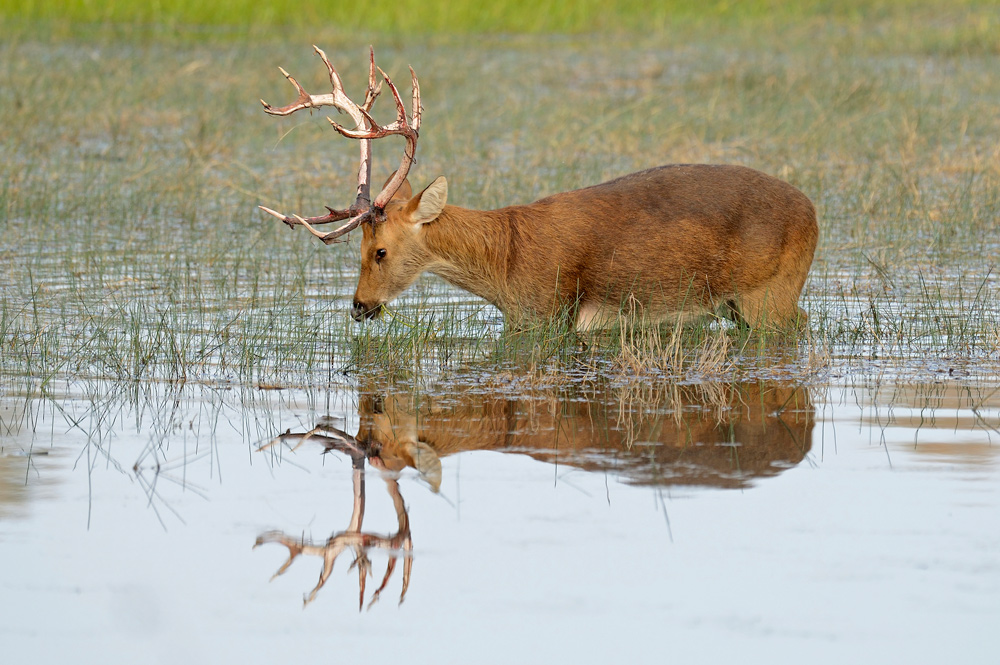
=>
[351,301,383,322]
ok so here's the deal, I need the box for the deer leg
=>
[733,280,806,332]
[723,299,749,328]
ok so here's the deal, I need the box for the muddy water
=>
[1,379,997,664]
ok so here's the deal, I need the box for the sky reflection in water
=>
[0,379,997,664]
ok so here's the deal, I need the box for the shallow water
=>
[1,379,997,664]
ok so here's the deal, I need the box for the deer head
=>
[350,176,449,320]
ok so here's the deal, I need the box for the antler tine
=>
[258,204,357,230]
[312,45,346,99]
[410,66,422,133]
[261,45,354,118]
[253,531,305,580]
[362,46,383,113]
[374,67,419,209]
[400,543,413,605]
[259,66,312,116]
[352,552,372,612]
[326,64,420,211]
[256,428,310,454]
[292,209,373,245]
[303,538,351,607]
[366,556,398,610]
[376,65,421,133]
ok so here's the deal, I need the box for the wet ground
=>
[1,378,997,663]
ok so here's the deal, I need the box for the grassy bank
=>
[1,1,998,53]
[1,1,992,30]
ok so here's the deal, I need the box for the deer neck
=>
[421,205,514,310]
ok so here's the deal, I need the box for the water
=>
[1,379,997,663]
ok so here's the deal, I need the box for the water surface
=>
[1,379,996,663]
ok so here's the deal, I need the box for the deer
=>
[259,46,819,332]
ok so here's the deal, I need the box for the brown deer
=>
[259,47,819,331]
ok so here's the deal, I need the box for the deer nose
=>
[351,301,366,321]
[351,301,383,322]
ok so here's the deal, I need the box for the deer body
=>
[360,164,817,330]
[260,47,818,331]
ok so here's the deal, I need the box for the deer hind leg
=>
[731,269,809,332]
[575,302,614,331]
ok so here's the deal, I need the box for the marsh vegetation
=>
[2,6,999,392]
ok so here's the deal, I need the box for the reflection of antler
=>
[254,426,412,610]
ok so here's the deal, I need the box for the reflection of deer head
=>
[255,427,412,610]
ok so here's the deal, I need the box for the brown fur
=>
[353,164,818,330]
[349,381,813,490]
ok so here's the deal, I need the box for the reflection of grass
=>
[1,13,999,390]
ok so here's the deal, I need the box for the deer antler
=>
[254,475,412,610]
[327,65,421,211]
[258,46,421,244]
[255,426,413,609]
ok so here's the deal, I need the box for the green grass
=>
[2,1,998,53]
[0,1,991,30]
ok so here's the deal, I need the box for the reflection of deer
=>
[355,380,813,490]
[256,380,812,606]
[255,429,412,610]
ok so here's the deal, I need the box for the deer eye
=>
[375,248,387,262]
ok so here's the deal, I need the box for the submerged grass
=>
[1,14,999,395]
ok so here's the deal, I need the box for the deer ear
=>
[406,176,448,226]
[405,440,442,493]
[382,170,412,202]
